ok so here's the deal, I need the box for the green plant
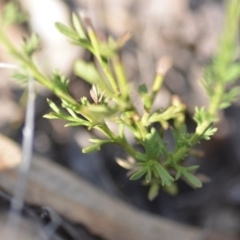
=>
[0,0,239,200]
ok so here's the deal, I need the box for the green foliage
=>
[82,139,114,153]
[193,107,213,124]
[138,84,151,110]
[148,183,159,201]
[176,132,192,148]
[51,70,70,93]
[201,0,240,113]
[202,126,218,140]
[22,33,40,57]
[143,128,164,159]
[154,163,174,186]
[0,0,240,200]
[1,2,28,26]
[175,165,202,188]
[12,69,30,86]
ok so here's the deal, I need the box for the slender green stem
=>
[0,29,27,62]
[102,65,119,93]
[117,140,137,158]
[87,28,118,93]
[147,57,172,113]
[139,74,163,124]
[142,110,150,126]
[112,55,128,97]
[172,84,224,164]
[135,119,148,140]
[208,84,224,115]
[151,74,163,104]
[96,123,137,158]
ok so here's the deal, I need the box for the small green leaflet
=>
[219,87,240,109]
[154,163,174,186]
[135,152,148,162]
[64,121,89,127]
[55,22,79,41]
[22,33,40,57]
[43,112,61,119]
[182,171,202,188]
[175,166,202,188]
[51,71,69,90]
[72,13,87,39]
[225,64,240,82]
[146,168,152,182]
[12,70,30,86]
[82,143,101,153]
[82,139,113,154]
[130,167,148,180]
[148,184,159,201]
[143,128,164,159]
[193,107,217,125]
[193,107,207,125]
[74,60,113,97]
[138,84,151,110]
[202,127,217,140]
[47,99,61,114]
[2,2,28,26]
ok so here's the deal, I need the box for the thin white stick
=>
[4,75,35,240]
[0,62,64,240]
[0,62,19,69]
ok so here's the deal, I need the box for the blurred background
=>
[0,0,240,239]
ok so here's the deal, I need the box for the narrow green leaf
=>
[175,170,181,180]
[220,87,240,109]
[82,138,114,153]
[89,139,113,144]
[72,13,87,39]
[22,33,40,57]
[74,60,113,97]
[74,60,100,83]
[72,39,93,51]
[186,165,200,171]
[182,171,202,188]
[148,184,159,201]
[64,122,89,127]
[149,106,181,123]
[145,168,152,182]
[47,99,61,114]
[135,152,148,162]
[43,112,61,119]
[154,163,174,186]
[99,43,116,58]
[225,64,240,82]
[118,123,125,139]
[82,143,101,153]
[219,101,232,109]
[86,104,115,114]
[130,167,148,180]
[55,22,79,40]
[138,84,151,109]
[163,183,178,195]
